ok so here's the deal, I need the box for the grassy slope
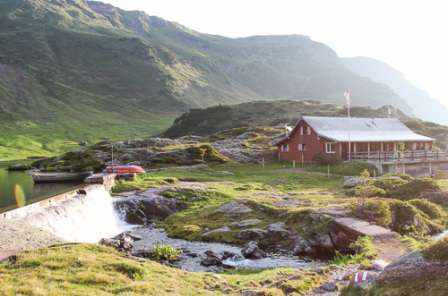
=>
[0,244,325,295]
[0,0,413,160]
[162,100,448,149]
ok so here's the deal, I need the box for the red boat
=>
[104,165,146,175]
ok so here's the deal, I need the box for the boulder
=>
[215,202,253,215]
[241,241,266,259]
[202,226,231,238]
[100,232,140,253]
[266,222,290,240]
[343,176,367,188]
[419,191,448,206]
[201,250,222,267]
[114,196,186,224]
[236,228,268,241]
[319,282,337,292]
[293,237,313,256]
[230,219,261,228]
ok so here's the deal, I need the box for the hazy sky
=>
[103,0,448,105]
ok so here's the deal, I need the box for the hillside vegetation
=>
[163,100,448,149]
[0,0,412,159]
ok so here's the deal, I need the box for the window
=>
[306,127,311,135]
[325,142,336,154]
[298,144,306,151]
[281,144,289,152]
[300,126,304,135]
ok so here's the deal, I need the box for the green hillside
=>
[0,0,413,159]
[162,100,448,149]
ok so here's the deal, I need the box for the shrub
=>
[150,244,182,262]
[408,199,447,221]
[354,185,386,198]
[360,169,370,179]
[391,178,440,200]
[388,200,444,236]
[312,152,341,165]
[351,200,392,227]
[373,176,440,199]
[331,236,377,266]
[422,237,448,262]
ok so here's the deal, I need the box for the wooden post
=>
[293,161,296,168]
[429,161,432,177]
[301,152,304,168]
[367,142,371,159]
[262,157,265,169]
[327,165,330,178]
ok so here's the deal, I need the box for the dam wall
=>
[0,174,129,243]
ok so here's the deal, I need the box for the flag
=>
[344,90,351,117]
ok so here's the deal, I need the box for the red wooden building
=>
[275,116,434,163]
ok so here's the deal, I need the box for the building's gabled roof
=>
[302,116,434,143]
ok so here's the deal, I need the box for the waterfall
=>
[24,186,133,243]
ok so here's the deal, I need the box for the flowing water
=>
[128,227,312,272]
[19,187,134,243]
[4,183,313,271]
[0,168,80,213]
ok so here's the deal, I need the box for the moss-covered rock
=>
[422,237,448,262]
[351,198,446,237]
[32,150,104,172]
[372,175,440,200]
[351,200,392,227]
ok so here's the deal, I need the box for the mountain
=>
[0,0,414,159]
[343,57,448,124]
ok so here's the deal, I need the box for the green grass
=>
[0,114,175,161]
[0,244,326,295]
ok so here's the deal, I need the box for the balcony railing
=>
[346,150,448,163]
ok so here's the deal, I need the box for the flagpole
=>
[345,90,352,161]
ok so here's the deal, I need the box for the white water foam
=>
[26,186,134,243]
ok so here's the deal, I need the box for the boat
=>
[104,164,146,175]
[31,171,93,183]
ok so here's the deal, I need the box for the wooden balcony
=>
[346,150,448,163]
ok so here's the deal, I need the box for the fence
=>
[348,150,448,163]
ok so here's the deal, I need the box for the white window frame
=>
[298,144,306,151]
[325,142,336,154]
[282,144,289,152]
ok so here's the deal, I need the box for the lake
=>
[0,167,81,213]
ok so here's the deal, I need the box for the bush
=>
[351,200,392,227]
[354,185,386,198]
[352,199,446,237]
[408,199,447,221]
[373,176,440,199]
[389,200,443,236]
[360,169,370,179]
[150,244,182,262]
[312,152,341,165]
[391,178,440,200]
[422,237,448,262]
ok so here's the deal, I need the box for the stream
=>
[124,226,313,272]
[5,185,316,272]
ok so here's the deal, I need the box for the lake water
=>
[0,168,81,213]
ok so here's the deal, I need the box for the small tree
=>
[360,169,371,179]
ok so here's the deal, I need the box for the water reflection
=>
[0,168,81,212]
[13,184,26,208]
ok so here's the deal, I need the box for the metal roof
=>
[302,116,434,142]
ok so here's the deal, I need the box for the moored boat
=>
[31,171,92,183]
[104,165,145,175]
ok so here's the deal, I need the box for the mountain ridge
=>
[343,56,448,124]
[0,0,438,159]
